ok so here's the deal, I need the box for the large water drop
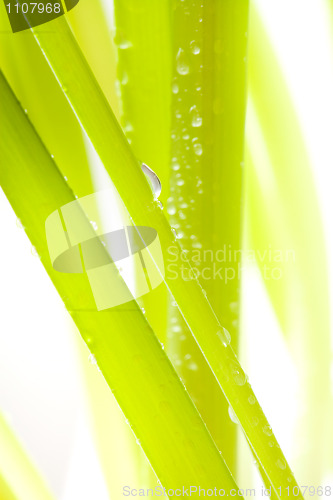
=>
[176,48,190,75]
[141,163,162,199]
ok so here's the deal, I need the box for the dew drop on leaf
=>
[193,143,203,156]
[141,163,162,199]
[248,395,256,405]
[217,328,231,347]
[190,41,200,54]
[190,105,202,127]
[176,48,190,75]
[172,82,179,94]
[31,246,38,257]
[116,37,132,49]
[276,458,287,470]
[228,406,239,424]
[229,360,247,386]
[88,354,97,365]
[120,70,129,85]
[16,218,23,229]
[167,204,176,215]
[263,425,273,436]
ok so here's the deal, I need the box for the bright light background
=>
[1,0,333,497]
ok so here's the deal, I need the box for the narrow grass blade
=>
[0,11,93,197]
[112,0,171,344]
[0,413,55,500]
[112,0,172,486]
[166,0,249,475]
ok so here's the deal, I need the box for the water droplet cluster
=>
[166,2,207,394]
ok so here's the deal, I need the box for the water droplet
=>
[176,48,190,75]
[16,218,23,229]
[193,143,203,156]
[115,36,132,49]
[187,362,198,371]
[120,70,128,85]
[229,360,247,386]
[172,163,180,171]
[136,438,141,446]
[190,41,200,54]
[172,227,178,239]
[157,200,163,210]
[31,246,38,257]
[167,204,176,215]
[160,342,165,350]
[248,395,256,405]
[141,163,162,199]
[177,178,185,186]
[64,175,68,182]
[228,406,239,424]
[263,425,273,436]
[117,40,132,50]
[141,307,145,314]
[89,353,97,365]
[229,301,238,313]
[217,327,231,347]
[172,82,179,94]
[24,109,28,114]
[51,154,54,159]
[90,221,98,231]
[124,122,134,133]
[190,105,202,127]
[276,459,286,470]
